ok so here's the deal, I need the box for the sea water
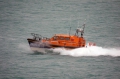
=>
[0,0,120,79]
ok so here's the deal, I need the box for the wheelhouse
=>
[48,34,86,48]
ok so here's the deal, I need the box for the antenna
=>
[69,16,72,36]
[81,19,86,37]
[82,19,86,33]
[78,21,80,28]
[69,27,71,36]
[75,19,86,37]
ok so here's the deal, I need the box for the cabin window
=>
[53,36,59,40]
[65,37,70,40]
[59,37,64,40]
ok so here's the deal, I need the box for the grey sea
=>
[0,0,120,79]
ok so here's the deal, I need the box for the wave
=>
[52,46,120,57]
[18,43,120,57]
[18,43,31,52]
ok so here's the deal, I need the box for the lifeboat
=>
[27,24,92,53]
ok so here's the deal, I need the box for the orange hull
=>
[27,33,86,49]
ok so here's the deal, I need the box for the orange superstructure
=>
[41,34,86,48]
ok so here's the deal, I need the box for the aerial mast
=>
[69,16,72,36]
[76,19,86,37]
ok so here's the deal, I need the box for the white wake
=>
[18,43,120,57]
[52,46,120,57]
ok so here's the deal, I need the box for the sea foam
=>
[52,46,120,57]
[19,43,120,57]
